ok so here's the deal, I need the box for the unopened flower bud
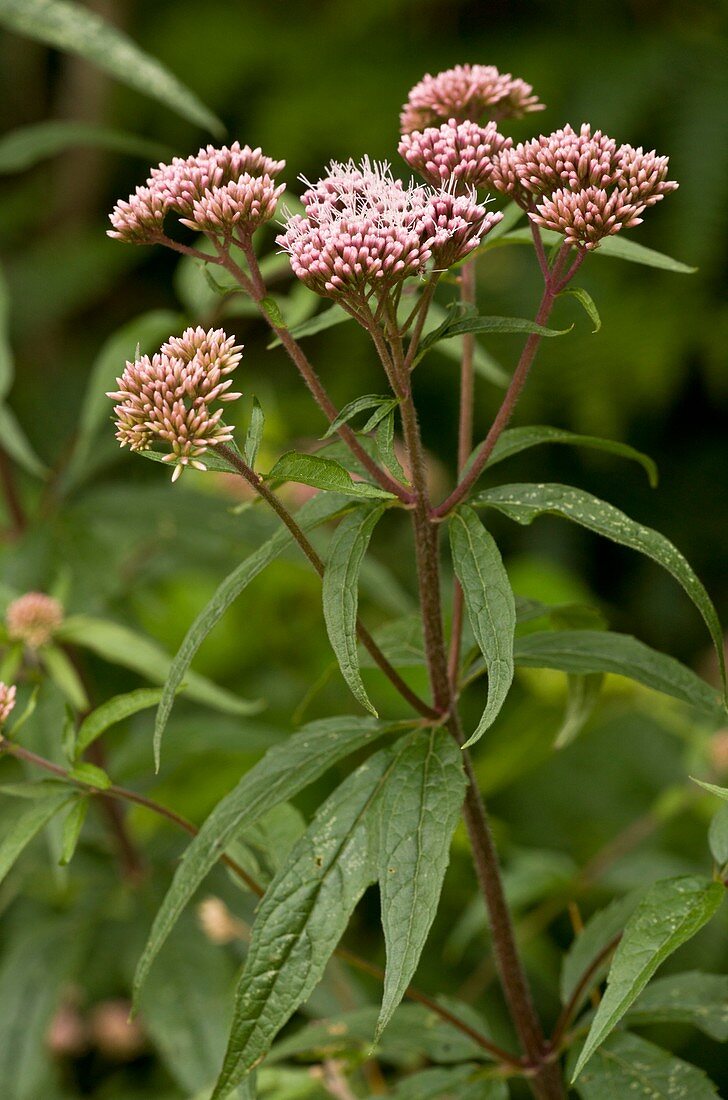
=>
[400,63,543,133]
[6,592,64,649]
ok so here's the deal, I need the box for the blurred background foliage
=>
[0,1,726,1098]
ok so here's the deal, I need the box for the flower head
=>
[6,592,64,649]
[109,143,285,245]
[107,327,243,481]
[0,681,16,726]
[492,124,678,250]
[400,63,544,133]
[399,119,511,189]
[277,159,498,302]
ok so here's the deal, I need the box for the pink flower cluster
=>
[492,124,678,249]
[277,159,501,301]
[109,143,285,245]
[399,119,511,189]
[0,681,16,726]
[6,592,64,649]
[107,327,243,481]
[400,63,543,133]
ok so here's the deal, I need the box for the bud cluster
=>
[399,63,543,133]
[0,681,16,726]
[6,592,64,649]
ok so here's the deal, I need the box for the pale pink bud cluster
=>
[277,159,497,301]
[399,119,511,189]
[400,63,544,133]
[6,592,64,649]
[0,681,16,725]
[109,143,285,244]
[492,124,677,250]
[107,327,243,481]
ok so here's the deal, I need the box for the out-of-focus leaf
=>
[0,121,172,174]
[625,971,728,1040]
[376,729,466,1037]
[385,1065,507,1099]
[572,875,724,1079]
[0,403,48,478]
[0,263,14,398]
[708,803,728,866]
[58,796,88,864]
[74,687,166,759]
[569,1032,718,1099]
[561,892,644,1011]
[243,397,264,470]
[475,483,727,700]
[449,506,516,746]
[133,716,396,1008]
[38,645,89,711]
[553,673,604,749]
[267,451,395,499]
[0,0,224,134]
[68,761,111,790]
[0,789,74,884]
[267,303,350,347]
[484,426,657,487]
[322,504,386,715]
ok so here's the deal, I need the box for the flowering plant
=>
[1,43,726,1100]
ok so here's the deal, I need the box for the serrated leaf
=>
[484,426,657,487]
[449,507,516,746]
[553,673,603,749]
[323,505,386,715]
[267,451,395,500]
[0,0,223,135]
[69,761,111,790]
[561,892,641,1011]
[0,789,74,883]
[0,120,172,174]
[570,1032,718,1099]
[572,875,725,1080]
[56,615,262,748]
[259,296,286,328]
[322,394,395,439]
[212,748,396,1098]
[59,796,88,864]
[625,971,728,1040]
[376,729,466,1038]
[560,286,601,332]
[0,403,48,478]
[133,716,395,1007]
[38,645,89,711]
[74,687,166,760]
[267,303,351,347]
[708,804,728,866]
[243,397,264,470]
[153,492,351,767]
[514,629,723,718]
[475,483,727,700]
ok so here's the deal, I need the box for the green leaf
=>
[243,397,264,470]
[449,507,516,746]
[375,409,408,482]
[59,796,88,864]
[498,227,697,274]
[323,505,386,715]
[68,761,111,790]
[56,615,262,732]
[553,673,603,749]
[376,729,466,1038]
[418,313,571,360]
[322,394,396,439]
[0,0,223,135]
[212,747,396,1098]
[0,120,172,174]
[74,687,166,760]
[475,483,727,700]
[625,971,728,1040]
[420,302,510,386]
[153,492,350,767]
[259,296,286,328]
[572,875,725,1080]
[560,286,601,332]
[0,403,48,478]
[38,645,89,711]
[387,1065,507,1099]
[0,264,14,399]
[132,715,395,1007]
[0,789,74,884]
[561,892,640,1012]
[708,804,728,866]
[513,630,723,719]
[570,1032,718,1099]
[267,451,395,500]
[484,426,657,487]
[267,303,351,347]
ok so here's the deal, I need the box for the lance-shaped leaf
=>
[569,1032,718,1099]
[449,507,516,746]
[514,629,724,720]
[211,747,395,1099]
[708,804,728,866]
[74,687,166,760]
[416,312,571,362]
[322,394,397,438]
[267,451,395,500]
[553,673,604,749]
[0,789,74,884]
[625,972,728,1041]
[59,796,88,865]
[0,120,172,174]
[133,716,395,1007]
[498,227,697,274]
[560,892,640,1012]
[572,875,724,1080]
[0,403,48,479]
[152,491,351,767]
[243,397,264,470]
[323,504,387,715]
[475,483,727,700]
[267,303,351,347]
[0,0,223,135]
[560,286,602,332]
[376,728,466,1038]
[484,425,657,486]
